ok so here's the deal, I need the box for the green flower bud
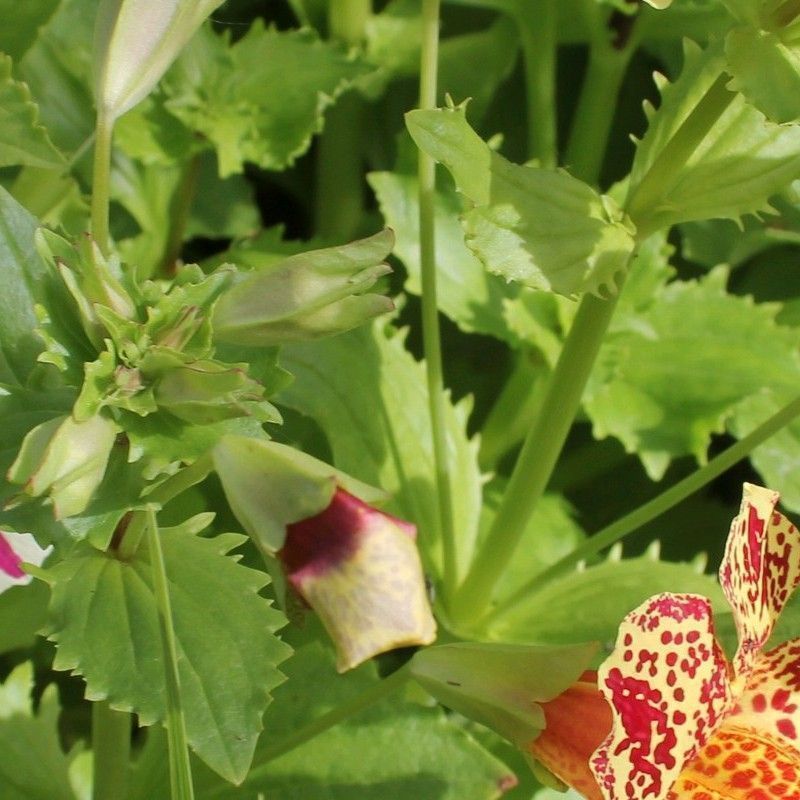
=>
[7,414,117,519]
[213,230,395,347]
[94,0,224,121]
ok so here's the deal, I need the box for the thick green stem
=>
[516,0,558,165]
[91,111,114,256]
[452,288,624,625]
[417,0,458,597]
[315,0,371,240]
[487,393,800,626]
[146,506,194,800]
[207,665,411,795]
[160,154,202,278]
[564,24,635,184]
[92,701,131,800]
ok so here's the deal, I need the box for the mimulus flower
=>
[585,483,800,799]
[213,436,436,671]
[0,531,51,593]
[280,488,436,672]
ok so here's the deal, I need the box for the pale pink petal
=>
[591,594,733,800]
[0,531,51,593]
[720,483,800,678]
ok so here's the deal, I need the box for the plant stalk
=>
[486,392,800,626]
[92,701,131,800]
[315,0,371,240]
[516,0,558,166]
[146,506,195,800]
[451,286,625,625]
[564,14,636,184]
[91,110,114,256]
[417,0,458,597]
[160,154,202,279]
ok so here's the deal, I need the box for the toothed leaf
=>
[45,521,290,783]
[405,104,637,297]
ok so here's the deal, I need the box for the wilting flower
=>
[213,436,436,671]
[280,488,436,672]
[0,531,51,593]
[533,483,800,799]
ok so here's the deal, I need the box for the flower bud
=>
[410,641,600,751]
[280,488,436,672]
[7,414,117,519]
[94,0,224,121]
[213,229,395,347]
[213,436,435,670]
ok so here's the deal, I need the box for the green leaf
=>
[0,0,58,61]
[278,319,483,583]
[0,54,64,169]
[405,104,636,297]
[584,267,800,478]
[0,663,77,800]
[165,23,371,176]
[488,544,725,646]
[726,27,800,124]
[369,171,518,343]
[628,39,800,230]
[17,0,96,155]
[0,580,49,653]
[0,187,52,383]
[45,522,290,783]
[195,641,518,800]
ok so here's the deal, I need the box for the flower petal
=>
[592,594,733,800]
[530,672,611,800]
[0,531,51,593]
[720,484,800,677]
[724,639,800,749]
[670,724,800,799]
[281,489,436,671]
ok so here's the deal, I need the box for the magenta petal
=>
[0,534,25,579]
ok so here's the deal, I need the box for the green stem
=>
[516,0,558,165]
[160,154,202,279]
[91,111,114,256]
[625,72,734,231]
[487,393,800,626]
[146,506,194,800]
[418,0,458,597]
[92,701,131,800]
[563,15,636,184]
[207,665,411,796]
[316,0,371,240]
[451,287,625,625]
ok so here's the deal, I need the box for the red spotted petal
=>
[720,484,800,678]
[724,639,800,750]
[591,594,733,800]
[670,724,800,799]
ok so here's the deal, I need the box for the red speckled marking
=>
[669,725,800,799]
[592,594,732,800]
[724,640,800,750]
[0,533,24,579]
[719,484,800,677]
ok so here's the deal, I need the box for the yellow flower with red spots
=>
[532,483,800,799]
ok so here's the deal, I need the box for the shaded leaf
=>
[278,320,483,584]
[0,663,76,800]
